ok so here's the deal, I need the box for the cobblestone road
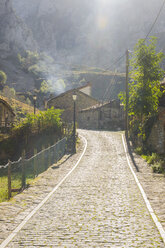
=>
[4,131,165,247]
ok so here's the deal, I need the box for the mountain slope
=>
[13,0,165,69]
[0,0,38,91]
[0,0,37,59]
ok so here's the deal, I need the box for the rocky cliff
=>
[0,0,38,90]
[0,0,37,59]
[1,0,165,93]
[13,0,165,69]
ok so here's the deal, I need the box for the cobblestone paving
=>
[0,139,85,245]
[6,130,164,247]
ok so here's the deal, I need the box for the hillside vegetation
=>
[15,50,126,101]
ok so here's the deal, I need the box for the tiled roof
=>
[47,82,92,103]
[80,100,117,112]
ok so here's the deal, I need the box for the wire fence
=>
[0,137,67,201]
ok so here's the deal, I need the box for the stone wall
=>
[0,102,15,126]
[79,101,125,130]
[47,90,99,123]
[147,109,165,154]
[79,109,99,130]
[147,120,164,154]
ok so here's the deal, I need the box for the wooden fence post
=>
[43,145,48,170]
[48,144,51,167]
[22,150,26,189]
[8,160,11,199]
[52,145,55,165]
[41,145,45,172]
[34,148,38,178]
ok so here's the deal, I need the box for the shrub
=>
[2,86,15,99]
[147,153,160,165]
[13,107,63,135]
[135,146,143,155]
[152,161,165,174]
[0,70,7,85]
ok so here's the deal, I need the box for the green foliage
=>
[18,51,39,72]
[129,37,164,119]
[28,64,40,76]
[40,80,49,93]
[13,107,63,134]
[0,70,7,86]
[146,153,160,164]
[152,162,165,174]
[2,86,16,98]
[18,50,55,78]
[141,152,165,174]
[135,146,143,155]
[141,154,149,161]
[119,37,164,145]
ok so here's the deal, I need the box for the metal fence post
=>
[8,160,11,199]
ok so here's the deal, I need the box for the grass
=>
[0,157,48,203]
[0,171,30,203]
[0,175,8,202]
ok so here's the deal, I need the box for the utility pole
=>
[125,50,129,137]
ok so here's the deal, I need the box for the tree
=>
[119,37,164,144]
[40,80,49,94]
[0,70,7,90]
[129,37,164,118]
[2,86,15,99]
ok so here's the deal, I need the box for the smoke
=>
[47,77,66,95]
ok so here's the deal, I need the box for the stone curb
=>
[122,134,165,244]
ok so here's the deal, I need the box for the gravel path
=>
[0,130,164,247]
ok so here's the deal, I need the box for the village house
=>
[0,98,15,132]
[47,82,100,124]
[79,100,125,130]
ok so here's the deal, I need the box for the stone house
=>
[79,100,125,130]
[47,83,99,124]
[0,98,15,130]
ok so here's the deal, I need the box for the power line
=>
[101,53,126,101]
[102,73,117,100]
[145,0,165,41]
[101,0,165,101]
[102,53,125,72]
